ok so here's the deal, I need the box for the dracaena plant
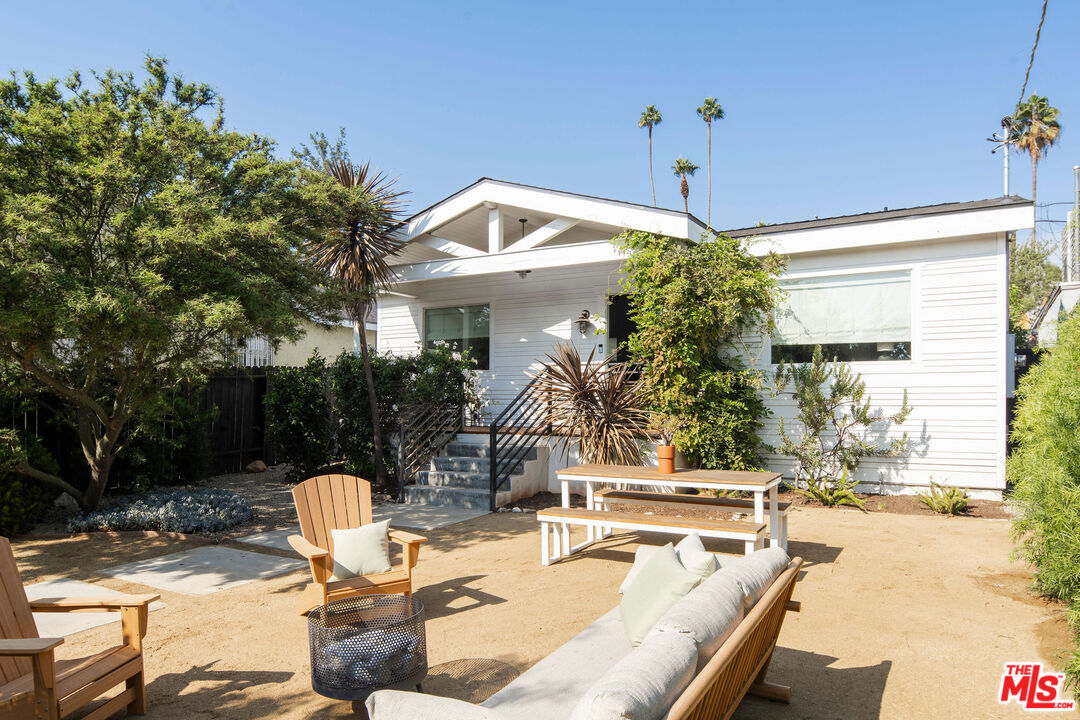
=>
[527,343,649,466]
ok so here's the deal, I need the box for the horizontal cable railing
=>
[488,380,553,511]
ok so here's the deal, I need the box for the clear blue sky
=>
[3,1,1078,237]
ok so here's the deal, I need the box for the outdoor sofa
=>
[367,546,802,720]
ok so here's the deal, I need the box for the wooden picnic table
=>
[556,464,785,554]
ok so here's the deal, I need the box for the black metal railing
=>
[396,402,463,501]
[488,380,552,511]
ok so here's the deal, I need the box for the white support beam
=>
[502,217,580,254]
[393,240,625,284]
[488,205,503,254]
[416,235,485,258]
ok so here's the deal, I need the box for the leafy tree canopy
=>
[1010,237,1061,324]
[0,56,342,508]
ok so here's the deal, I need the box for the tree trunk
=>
[648,129,656,207]
[1032,154,1038,246]
[358,316,387,489]
[82,450,116,510]
[681,175,689,213]
[707,121,712,226]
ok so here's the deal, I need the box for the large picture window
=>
[424,304,491,370]
[771,271,912,363]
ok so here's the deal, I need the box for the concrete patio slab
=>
[102,546,305,596]
[234,505,489,552]
[26,579,165,637]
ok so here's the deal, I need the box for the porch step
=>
[444,442,490,458]
[403,485,507,510]
[415,471,488,489]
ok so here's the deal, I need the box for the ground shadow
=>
[734,648,891,720]
[146,661,298,717]
[423,657,521,703]
[415,574,507,620]
[785,539,843,569]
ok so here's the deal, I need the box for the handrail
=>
[396,401,463,501]
[488,380,550,511]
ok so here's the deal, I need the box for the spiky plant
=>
[300,133,407,489]
[696,98,725,226]
[638,105,663,206]
[1012,95,1061,244]
[917,481,970,515]
[528,343,648,465]
[797,466,865,509]
[671,157,699,213]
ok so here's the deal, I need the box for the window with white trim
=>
[424,304,491,369]
[771,271,912,363]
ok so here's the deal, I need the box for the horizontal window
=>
[771,271,912,363]
[424,304,490,370]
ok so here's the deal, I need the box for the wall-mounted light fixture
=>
[576,309,591,335]
[516,269,532,279]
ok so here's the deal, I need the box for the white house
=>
[377,178,1032,501]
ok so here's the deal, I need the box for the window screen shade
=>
[774,272,911,345]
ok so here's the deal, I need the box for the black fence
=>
[202,368,276,475]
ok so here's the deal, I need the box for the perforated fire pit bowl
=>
[308,594,427,701]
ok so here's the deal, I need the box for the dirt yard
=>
[10,504,1072,719]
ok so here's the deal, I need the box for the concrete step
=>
[433,457,490,473]
[414,471,488,489]
[403,485,495,510]
[444,443,539,462]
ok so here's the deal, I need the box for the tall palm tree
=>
[696,98,724,226]
[671,157,699,213]
[306,156,406,488]
[1013,94,1061,244]
[638,105,663,206]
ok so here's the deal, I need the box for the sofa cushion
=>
[647,568,745,669]
[620,544,702,646]
[618,534,719,594]
[481,608,632,720]
[367,689,510,719]
[569,630,698,720]
[714,546,791,609]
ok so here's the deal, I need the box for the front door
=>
[607,294,637,363]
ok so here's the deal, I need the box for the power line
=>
[1018,0,1049,106]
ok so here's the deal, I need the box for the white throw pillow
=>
[330,520,392,580]
[569,630,698,720]
[713,546,790,609]
[618,534,719,594]
[648,570,746,669]
[367,689,509,719]
[620,544,702,647]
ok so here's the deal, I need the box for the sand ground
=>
[11,505,1074,719]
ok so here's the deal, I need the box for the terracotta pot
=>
[657,445,676,474]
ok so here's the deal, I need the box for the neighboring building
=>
[1029,281,1080,348]
[236,312,377,368]
[378,178,1032,499]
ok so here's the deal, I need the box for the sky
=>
[3,1,1079,239]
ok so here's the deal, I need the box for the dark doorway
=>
[607,294,637,363]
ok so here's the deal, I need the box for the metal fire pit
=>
[307,594,427,701]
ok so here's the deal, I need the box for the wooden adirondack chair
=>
[0,536,158,720]
[288,474,427,614]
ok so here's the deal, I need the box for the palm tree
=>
[1013,94,1061,244]
[696,98,724,226]
[671,157,699,213]
[638,105,663,206]
[302,138,406,489]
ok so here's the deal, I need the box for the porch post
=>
[487,203,503,254]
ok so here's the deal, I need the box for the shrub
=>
[917,481,969,515]
[616,230,785,470]
[67,488,253,534]
[265,353,333,481]
[0,433,59,535]
[772,345,911,507]
[1009,309,1080,689]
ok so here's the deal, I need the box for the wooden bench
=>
[536,506,766,565]
[594,488,791,549]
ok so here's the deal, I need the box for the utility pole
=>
[1069,165,1080,282]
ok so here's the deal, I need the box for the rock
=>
[53,493,78,511]
[497,507,509,513]
[245,460,268,473]
[511,507,522,513]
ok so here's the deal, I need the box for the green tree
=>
[671,157,699,213]
[638,105,662,206]
[1010,237,1062,323]
[1013,95,1061,243]
[617,230,785,470]
[0,58,339,509]
[696,98,724,226]
[296,131,406,490]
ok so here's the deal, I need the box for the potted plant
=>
[651,415,682,474]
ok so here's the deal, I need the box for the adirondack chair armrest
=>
[388,529,427,546]
[30,594,160,612]
[288,534,330,560]
[0,637,63,656]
